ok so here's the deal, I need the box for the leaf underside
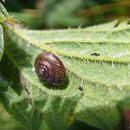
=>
[0,20,130,130]
[0,25,3,61]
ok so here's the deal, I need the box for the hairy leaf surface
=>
[0,20,130,130]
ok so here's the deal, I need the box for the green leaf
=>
[0,3,8,16]
[1,20,130,130]
[0,25,3,61]
[0,102,23,130]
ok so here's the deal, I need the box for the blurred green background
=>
[1,0,130,130]
[3,0,130,29]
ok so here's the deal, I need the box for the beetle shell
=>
[34,51,66,86]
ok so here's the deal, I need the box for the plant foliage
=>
[0,2,130,130]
